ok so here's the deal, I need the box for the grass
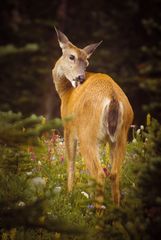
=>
[31,130,138,224]
[1,113,161,239]
[0,125,146,239]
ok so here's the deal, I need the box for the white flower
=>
[81,191,89,199]
[38,161,42,166]
[51,156,56,161]
[100,205,106,209]
[132,138,137,143]
[136,129,141,135]
[140,125,144,130]
[26,171,32,176]
[54,186,62,193]
[18,201,25,207]
[31,177,46,186]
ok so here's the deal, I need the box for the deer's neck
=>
[52,58,72,99]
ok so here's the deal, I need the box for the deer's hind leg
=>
[79,138,106,206]
[109,130,127,206]
[64,129,77,192]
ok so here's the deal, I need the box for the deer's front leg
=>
[64,129,77,192]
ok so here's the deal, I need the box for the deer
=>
[52,27,134,207]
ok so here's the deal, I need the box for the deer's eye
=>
[69,55,75,61]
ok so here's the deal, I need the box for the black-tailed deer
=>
[52,28,134,206]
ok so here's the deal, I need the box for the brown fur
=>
[52,28,134,207]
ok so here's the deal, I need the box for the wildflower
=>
[54,186,62,193]
[38,161,42,166]
[47,211,52,215]
[132,138,137,143]
[31,177,46,186]
[51,156,56,161]
[26,171,32,176]
[140,125,144,130]
[17,201,25,207]
[87,204,94,209]
[136,129,141,135]
[60,156,64,163]
[81,191,89,199]
[100,205,106,209]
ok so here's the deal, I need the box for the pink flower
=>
[60,156,65,163]
[51,133,58,144]
[103,167,110,177]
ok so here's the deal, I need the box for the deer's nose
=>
[76,75,85,83]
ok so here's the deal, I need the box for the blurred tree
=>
[0,0,60,118]
[0,0,160,123]
[0,111,85,238]
[136,0,161,120]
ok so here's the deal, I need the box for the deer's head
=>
[55,27,102,88]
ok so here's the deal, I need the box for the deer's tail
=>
[103,97,123,142]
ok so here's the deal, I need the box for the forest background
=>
[0,0,160,123]
[0,1,161,240]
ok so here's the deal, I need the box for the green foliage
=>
[0,44,39,56]
[136,2,161,120]
[0,111,62,145]
[0,112,86,237]
[1,114,161,239]
[98,117,161,240]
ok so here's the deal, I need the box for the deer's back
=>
[62,73,133,136]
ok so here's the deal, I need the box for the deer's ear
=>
[54,27,70,49]
[83,41,102,58]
